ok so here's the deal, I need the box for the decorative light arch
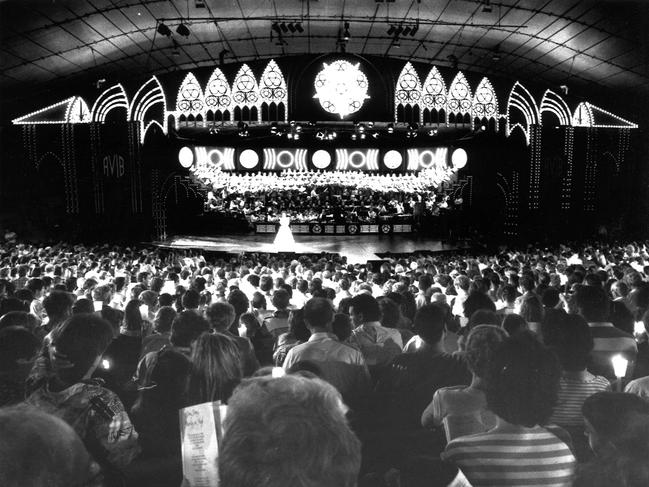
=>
[472,77,499,121]
[142,120,165,142]
[447,72,473,117]
[128,76,167,141]
[540,89,571,126]
[395,62,423,122]
[506,81,540,142]
[91,84,128,123]
[258,60,288,121]
[204,67,232,121]
[231,64,260,120]
[176,72,205,118]
[421,66,447,111]
[64,96,91,123]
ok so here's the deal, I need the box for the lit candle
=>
[611,355,628,379]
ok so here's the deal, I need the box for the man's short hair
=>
[463,291,496,318]
[303,298,334,330]
[91,285,111,303]
[182,289,200,309]
[153,306,177,334]
[259,275,273,293]
[205,302,236,332]
[227,289,250,316]
[486,332,561,427]
[413,303,447,345]
[555,314,593,371]
[43,291,74,321]
[349,294,381,322]
[170,310,210,347]
[271,289,290,310]
[573,285,609,322]
[0,326,40,371]
[220,375,361,487]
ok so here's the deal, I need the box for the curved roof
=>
[1,0,647,119]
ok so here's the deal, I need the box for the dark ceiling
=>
[1,0,648,121]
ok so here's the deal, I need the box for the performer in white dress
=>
[273,213,295,251]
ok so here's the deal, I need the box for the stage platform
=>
[153,234,472,264]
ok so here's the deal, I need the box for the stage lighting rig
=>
[157,22,172,37]
[176,23,191,37]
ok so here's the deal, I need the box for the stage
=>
[153,233,471,264]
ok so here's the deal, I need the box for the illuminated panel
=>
[314,60,370,119]
[506,81,539,143]
[259,60,288,121]
[312,150,332,169]
[205,67,232,112]
[472,77,498,120]
[232,64,260,108]
[239,149,260,169]
[194,147,236,170]
[422,66,447,111]
[572,102,638,129]
[407,148,449,170]
[263,148,308,171]
[176,72,205,115]
[447,72,472,115]
[335,149,379,171]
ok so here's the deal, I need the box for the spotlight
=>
[288,22,296,33]
[482,1,493,13]
[295,22,304,33]
[157,22,172,37]
[402,26,411,36]
[387,123,394,134]
[316,131,325,140]
[372,132,379,138]
[410,24,418,36]
[428,129,438,136]
[176,23,190,37]
[280,22,288,33]
[387,25,396,35]
[343,22,350,41]
[270,122,278,134]
[394,25,403,36]
[272,22,281,34]
[351,133,357,141]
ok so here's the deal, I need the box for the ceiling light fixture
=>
[157,22,172,37]
[295,22,304,33]
[176,23,190,37]
[343,22,351,41]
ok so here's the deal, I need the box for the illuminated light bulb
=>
[178,146,194,168]
[611,355,628,378]
[272,367,286,378]
[102,359,111,370]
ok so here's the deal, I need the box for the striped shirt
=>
[550,373,611,427]
[588,322,637,379]
[442,426,576,487]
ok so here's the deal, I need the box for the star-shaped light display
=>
[313,60,370,119]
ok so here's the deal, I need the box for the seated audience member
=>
[205,302,259,376]
[550,314,611,426]
[140,306,176,357]
[520,294,544,335]
[128,349,191,487]
[262,288,291,338]
[25,314,140,476]
[283,298,370,410]
[332,312,353,343]
[273,308,311,366]
[95,299,144,405]
[348,293,403,368]
[0,407,102,487]
[0,326,40,406]
[575,392,649,487]
[375,303,471,432]
[443,332,575,487]
[501,313,527,336]
[41,290,74,335]
[239,312,274,366]
[220,375,361,487]
[422,325,507,441]
[135,310,210,383]
[573,285,637,379]
[186,332,243,406]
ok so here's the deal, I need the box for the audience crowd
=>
[2,239,649,486]
[194,168,452,223]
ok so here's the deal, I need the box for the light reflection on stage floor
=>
[155,234,469,264]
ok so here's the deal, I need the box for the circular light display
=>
[383,150,402,170]
[452,148,468,169]
[240,149,259,169]
[313,60,370,119]
[178,146,194,168]
[276,150,294,169]
[348,150,366,169]
[312,150,331,169]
